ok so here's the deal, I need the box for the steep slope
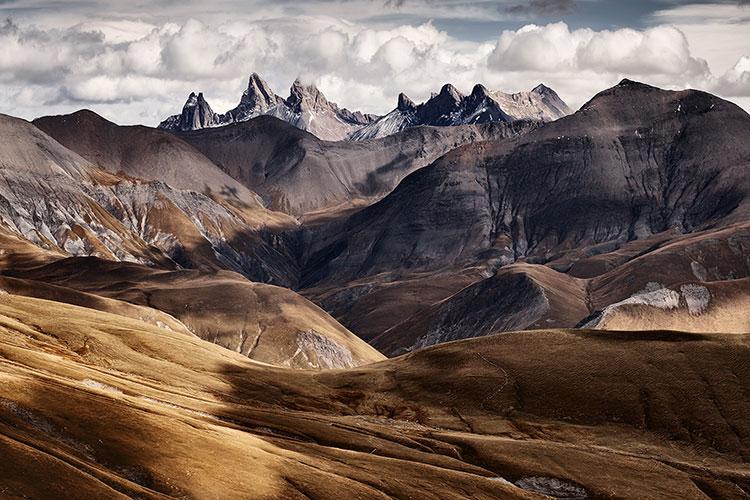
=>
[371,263,588,355]
[1,112,297,286]
[0,296,746,498]
[178,116,536,214]
[0,113,172,265]
[352,222,750,354]
[303,80,750,287]
[159,73,376,141]
[351,82,570,140]
[33,109,280,222]
[4,256,383,369]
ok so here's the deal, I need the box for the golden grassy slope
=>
[7,257,384,369]
[0,292,747,498]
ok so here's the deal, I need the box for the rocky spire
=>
[239,73,281,112]
[531,83,556,96]
[176,92,215,131]
[438,83,463,103]
[286,79,331,111]
[397,93,416,112]
[470,84,490,99]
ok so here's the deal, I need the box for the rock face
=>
[1,113,297,287]
[159,73,377,141]
[295,80,750,351]
[177,115,537,215]
[350,82,571,140]
[158,92,217,131]
[0,113,167,265]
[225,72,285,122]
[33,109,268,211]
[303,80,750,287]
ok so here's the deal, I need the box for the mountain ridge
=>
[159,73,377,141]
[158,72,570,141]
[350,81,571,140]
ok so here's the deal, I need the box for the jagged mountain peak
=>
[239,72,279,109]
[158,91,215,131]
[184,92,198,106]
[397,93,416,112]
[353,81,570,139]
[159,72,375,139]
[437,83,464,102]
[287,79,330,110]
[158,74,568,140]
[470,84,490,98]
[531,83,551,93]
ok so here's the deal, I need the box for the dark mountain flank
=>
[177,115,537,215]
[292,81,750,352]
[33,109,267,209]
[302,80,750,287]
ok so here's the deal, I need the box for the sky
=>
[0,0,749,125]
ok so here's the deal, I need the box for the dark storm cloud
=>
[506,0,575,16]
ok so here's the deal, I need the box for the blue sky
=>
[0,0,748,123]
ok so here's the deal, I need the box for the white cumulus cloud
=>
[0,15,747,126]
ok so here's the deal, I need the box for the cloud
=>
[713,56,750,96]
[650,2,750,75]
[0,15,747,126]
[506,0,575,16]
[489,22,709,78]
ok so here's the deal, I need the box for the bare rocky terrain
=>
[176,115,537,215]
[159,73,377,141]
[296,80,750,352]
[0,78,748,498]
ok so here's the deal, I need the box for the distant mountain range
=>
[158,72,570,140]
[350,82,570,140]
[158,73,377,141]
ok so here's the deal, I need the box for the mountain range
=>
[350,82,570,139]
[0,77,749,497]
[158,72,569,141]
[159,73,378,141]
